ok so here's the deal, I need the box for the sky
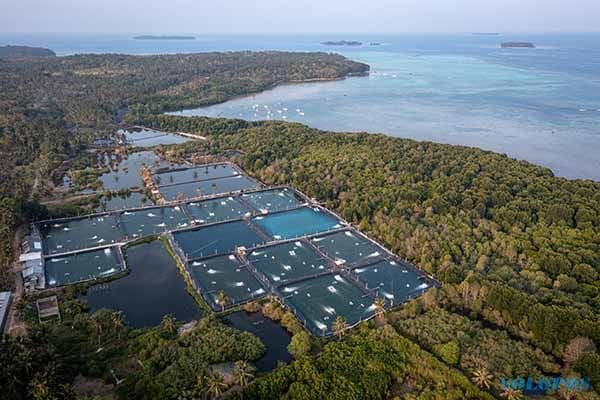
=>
[1,0,599,33]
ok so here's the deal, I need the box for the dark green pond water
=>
[83,241,202,328]
[223,311,292,373]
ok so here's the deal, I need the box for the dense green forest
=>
[1,50,599,399]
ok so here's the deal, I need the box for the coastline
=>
[165,70,370,115]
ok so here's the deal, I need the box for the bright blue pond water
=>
[253,207,342,240]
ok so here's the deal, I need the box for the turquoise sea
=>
[2,33,599,180]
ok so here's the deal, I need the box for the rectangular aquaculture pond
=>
[154,163,240,186]
[184,197,253,224]
[248,241,329,285]
[172,220,266,259]
[252,207,342,240]
[96,192,151,212]
[280,274,375,336]
[353,260,431,304]
[312,229,384,266]
[120,128,190,146]
[100,151,172,191]
[40,214,124,255]
[187,255,266,309]
[240,187,305,213]
[160,175,260,201]
[45,247,124,287]
[120,206,191,239]
[82,240,201,327]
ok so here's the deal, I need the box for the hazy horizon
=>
[2,0,599,34]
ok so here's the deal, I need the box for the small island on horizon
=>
[501,42,535,48]
[472,32,500,36]
[133,35,195,40]
[321,40,362,46]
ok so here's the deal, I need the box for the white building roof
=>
[0,291,11,331]
[19,252,42,262]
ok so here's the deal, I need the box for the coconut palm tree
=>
[161,314,177,335]
[233,360,254,387]
[206,371,228,399]
[90,316,103,345]
[216,290,229,312]
[373,297,386,322]
[500,387,523,400]
[471,368,493,389]
[29,372,49,400]
[332,316,347,339]
[111,311,124,340]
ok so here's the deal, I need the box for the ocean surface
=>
[2,33,599,180]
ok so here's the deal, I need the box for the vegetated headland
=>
[0,45,56,59]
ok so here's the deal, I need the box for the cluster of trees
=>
[225,324,493,400]
[118,315,264,399]
[1,290,266,399]
[394,307,561,392]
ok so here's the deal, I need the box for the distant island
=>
[369,42,381,46]
[0,45,55,59]
[133,35,195,40]
[321,40,362,46]
[472,32,500,36]
[501,42,535,48]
